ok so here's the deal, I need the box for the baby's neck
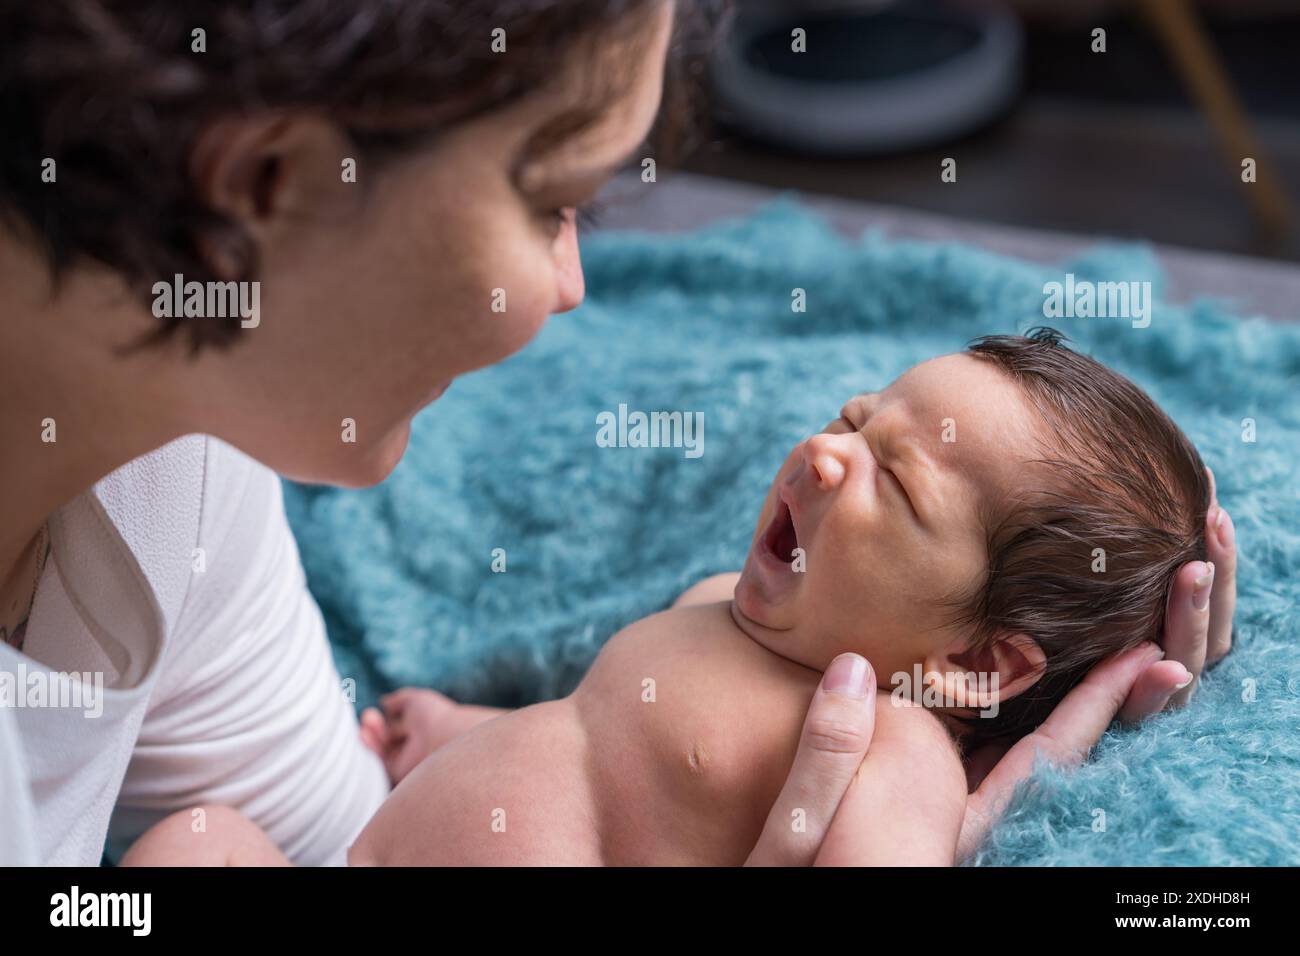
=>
[725,598,825,676]
[725,599,974,750]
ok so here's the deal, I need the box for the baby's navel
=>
[686,742,710,775]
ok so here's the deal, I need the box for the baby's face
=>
[733,353,1044,681]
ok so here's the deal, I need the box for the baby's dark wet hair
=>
[947,327,1210,748]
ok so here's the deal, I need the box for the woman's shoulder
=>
[96,434,273,525]
[80,435,284,627]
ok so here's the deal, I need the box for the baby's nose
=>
[802,434,847,490]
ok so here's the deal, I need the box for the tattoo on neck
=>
[1,618,30,653]
[2,530,49,654]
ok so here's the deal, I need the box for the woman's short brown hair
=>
[949,327,1210,747]
[0,0,725,352]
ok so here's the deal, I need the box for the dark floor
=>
[682,9,1300,264]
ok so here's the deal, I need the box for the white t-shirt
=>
[0,435,389,866]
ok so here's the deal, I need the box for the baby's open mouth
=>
[762,499,800,564]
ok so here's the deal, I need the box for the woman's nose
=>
[801,433,850,490]
[552,209,586,314]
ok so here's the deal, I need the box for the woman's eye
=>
[575,199,605,231]
[539,206,571,234]
[539,200,605,236]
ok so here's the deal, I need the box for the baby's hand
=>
[360,688,464,785]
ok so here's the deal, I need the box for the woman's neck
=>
[0,232,191,589]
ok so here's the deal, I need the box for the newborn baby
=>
[345,328,1210,866]
[121,328,1210,866]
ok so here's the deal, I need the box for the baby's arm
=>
[814,697,967,866]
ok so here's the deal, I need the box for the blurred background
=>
[599,0,1300,284]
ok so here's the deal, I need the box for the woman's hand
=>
[1140,467,1237,711]
[956,467,1238,862]
[745,653,878,865]
[957,641,1164,862]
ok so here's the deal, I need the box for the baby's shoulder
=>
[873,696,958,740]
[868,698,966,787]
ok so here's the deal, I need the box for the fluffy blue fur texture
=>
[284,199,1300,866]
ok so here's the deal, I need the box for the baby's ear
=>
[926,633,1046,708]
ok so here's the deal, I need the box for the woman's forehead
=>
[510,2,675,189]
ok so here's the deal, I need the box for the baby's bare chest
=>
[572,603,819,864]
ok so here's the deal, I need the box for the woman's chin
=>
[356,425,411,486]
[306,421,411,489]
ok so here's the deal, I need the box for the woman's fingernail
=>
[1217,508,1235,550]
[1192,562,1214,611]
[1174,666,1195,689]
[824,653,872,699]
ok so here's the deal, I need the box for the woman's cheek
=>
[491,285,553,359]
[452,256,555,369]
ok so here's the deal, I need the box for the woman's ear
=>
[924,632,1046,710]
[189,114,357,257]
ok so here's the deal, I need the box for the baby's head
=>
[733,327,1209,745]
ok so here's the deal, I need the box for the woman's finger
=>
[962,739,1013,793]
[966,660,1189,791]
[745,654,876,866]
[1161,560,1213,708]
[1205,505,1237,666]
[1118,659,1192,724]
[957,642,1162,862]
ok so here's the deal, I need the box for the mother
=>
[0,0,1235,866]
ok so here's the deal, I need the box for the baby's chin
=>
[728,585,837,673]
[732,557,793,629]
[736,522,806,617]
[734,571,923,683]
